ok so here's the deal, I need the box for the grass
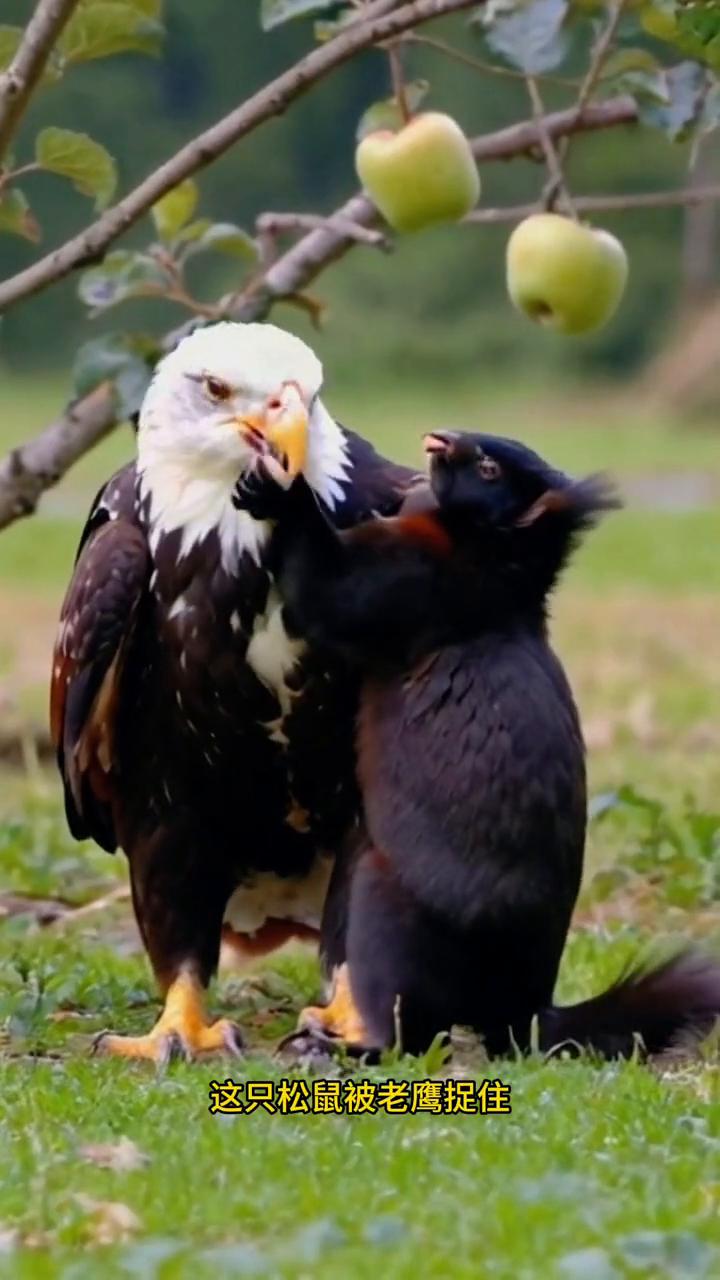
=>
[1,1049,719,1279]
[0,374,719,1277]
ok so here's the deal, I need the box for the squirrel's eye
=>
[478,456,501,482]
[204,375,232,402]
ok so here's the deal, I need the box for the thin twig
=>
[0,161,41,198]
[0,96,639,532]
[97,281,223,320]
[0,0,81,163]
[559,0,628,165]
[253,210,390,278]
[51,884,132,928]
[388,42,411,122]
[463,184,720,225]
[0,0,478,317]
[144,248,226,319]
[405,33,577,87]
[525,74,576,217]
[256,211,391,249]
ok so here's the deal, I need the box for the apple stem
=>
[388,43,411,125]
[525,75,578,222]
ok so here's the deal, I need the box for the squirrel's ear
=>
[515,488,570,528]
[516,474,620,530]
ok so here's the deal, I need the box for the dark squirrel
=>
[236,431,720,1059]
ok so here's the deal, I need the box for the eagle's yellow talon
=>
[91,972,244,1063]
[92,1017,244,1063]
[297,963,368,1047]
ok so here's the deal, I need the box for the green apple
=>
[506,213,628,336]
[355,112,480,234]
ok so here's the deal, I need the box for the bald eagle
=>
[51,322,414,1062]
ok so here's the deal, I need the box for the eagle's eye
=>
[204,375,232,403]
[478,456,501,482]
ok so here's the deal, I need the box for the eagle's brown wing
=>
[50,518,150,852]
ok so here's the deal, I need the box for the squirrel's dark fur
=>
[241,432,720,1058]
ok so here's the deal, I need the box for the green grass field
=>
[0,373,719,1278]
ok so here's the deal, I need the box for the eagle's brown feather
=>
[51,518,149,851]
[51,425,416,1061]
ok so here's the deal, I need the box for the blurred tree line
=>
[0,0,708,389]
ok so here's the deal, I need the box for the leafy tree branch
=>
[0,96,639,531]
[0,0,81,161]
[1,0,719,531]
[0,0,478,316]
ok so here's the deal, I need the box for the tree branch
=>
[0,97,638,531]
[0,0,477,317]
[463,184,720,224]
[165,98,638,350]
[256,211,391,254]
[469,95,637,161]
[0,0,81,163]
[0,382,119,526]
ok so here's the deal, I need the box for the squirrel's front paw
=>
[232,453,294,520]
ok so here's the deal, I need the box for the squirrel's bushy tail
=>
[538,950,720,1058]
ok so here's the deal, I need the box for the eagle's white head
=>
[137,321,349,567]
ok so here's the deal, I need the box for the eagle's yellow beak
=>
[266,409,308,479]
[236,382,309,479]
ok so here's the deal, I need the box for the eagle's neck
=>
[137,401,351,573]
[137,447,269,572]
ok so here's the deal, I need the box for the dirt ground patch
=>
[0,586,61,732]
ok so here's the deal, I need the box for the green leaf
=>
[482,0,570,75]
[356,82,430,140]
[585,866,631,904]
[260,0,338,32]
[636,60,708,140]
[642,0,720,66]
[185,222,259,261]
[174,217,213,244]
[600,47,661,79]
[619,69,669,103]
[59,2,164,63]
[639,0,679,43]
[677,0,720,70]
[78,249,169,311]
[35,128,117,209]
[678,1,720,46]
[73,331,161,420]
[0,189,41,243]
[79,0,163,16]
[600,50,668,104]
[151,179,199,242]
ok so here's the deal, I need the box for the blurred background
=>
[0,11,718,1249]
[0,0,718,851]
[1,0,719,383]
